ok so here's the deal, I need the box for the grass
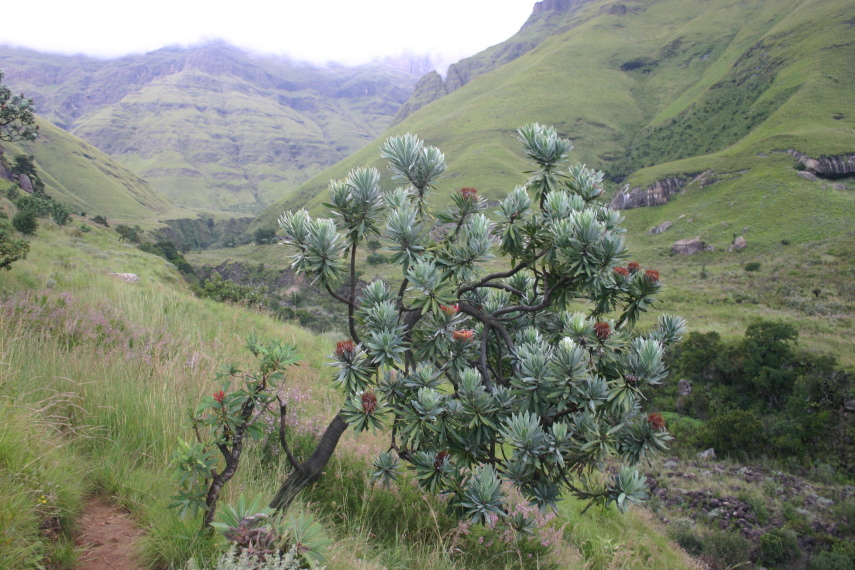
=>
[0,220,702,568]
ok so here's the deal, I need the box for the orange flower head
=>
[627,261,641,273]
[461,187,478,200]
[336,339,355,356]
[439,304,459,316]
[613,266,629,278]
[644,269,660,283]
[434,450,450,469]
[213,390,225,404]
[593,321,611,341]
[361,391,377,414]
[648,413,666,431]
[452,329,475,343]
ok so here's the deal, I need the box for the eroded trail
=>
[75,497,145,570]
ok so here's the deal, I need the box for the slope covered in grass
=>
[0,216,701,569]
[2,119,171,221]
[255,0,854,228]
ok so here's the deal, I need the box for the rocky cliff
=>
[609,177,686,210]
[789,150,855,179]
[392,0,596,124]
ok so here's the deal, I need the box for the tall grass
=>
[0,222,701,568]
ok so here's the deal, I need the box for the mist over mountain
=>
[0,41,420,213]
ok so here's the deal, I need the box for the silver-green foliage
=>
[279,124,685,523]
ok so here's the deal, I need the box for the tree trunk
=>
[269,413,349,511]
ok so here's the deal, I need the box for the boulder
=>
[728,236,748,252]
[648,221,673,235]
[672,238,714,255]
[17,173,34,194]
[108,273,139,283]
[797,171,818,181]
[677,379,692,396]
[698,448,716,461]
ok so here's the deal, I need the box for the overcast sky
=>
[1,0,536,68]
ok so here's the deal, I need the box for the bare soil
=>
[75,497,145,570]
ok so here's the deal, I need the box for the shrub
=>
[700,409,762,456]
[744,261,761,272]
[12,210,37,235]
[253,227,276,245]
[759,528,798,566]
[669,518,704,555]
[92,215,108,227]
[702,529,751,569]
[781,238,791,245]
[808,550,855,570]
[366,252,387,265]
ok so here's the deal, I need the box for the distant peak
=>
[524,0,594,26]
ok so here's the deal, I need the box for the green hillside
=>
[255,0,854,229]
[2,119,171,221]
[0,43,418,214]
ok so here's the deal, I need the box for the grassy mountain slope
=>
[2,119,171,220]
[0,43,418,214]
[255,0,854,228]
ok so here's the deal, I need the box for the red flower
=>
[613,266,629,278]
[461,187,478,200]
[593,321,611,341]
[644,269,660,283]
[452,329,475,342]
[439,304,459,315]
[336,339,355,356]
[434,450,450,469]
[627,261,641,273]
[648,413,666,431]
[361,391,377,414]
[213,390,225,404]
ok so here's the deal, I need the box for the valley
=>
[1,0,854,569]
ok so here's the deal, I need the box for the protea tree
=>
[270,124,685,523]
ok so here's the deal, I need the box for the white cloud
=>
[2,0,535,65]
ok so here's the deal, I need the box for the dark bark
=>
[269,413,350,512]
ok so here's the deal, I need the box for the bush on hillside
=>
[12,210,37,235]
[14,193,72,226]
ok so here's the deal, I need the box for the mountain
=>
[254,0,854,235]
[1,119,171,220]
[0,42,419,214]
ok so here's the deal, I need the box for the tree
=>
[270,124,685,523]
[0,218,29,270]
[253,226,277,245]
[11,154,45,193]
[0,70,39,143]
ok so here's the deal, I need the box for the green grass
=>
[0,217,700,569]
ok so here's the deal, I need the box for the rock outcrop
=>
[728,236,747,252]
[672,238,714,255]
[609,177,686,210]
[789,150,855,179]
[648,221,673,235]
[391,71,448,125]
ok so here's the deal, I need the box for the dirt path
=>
[75,497,145,570]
